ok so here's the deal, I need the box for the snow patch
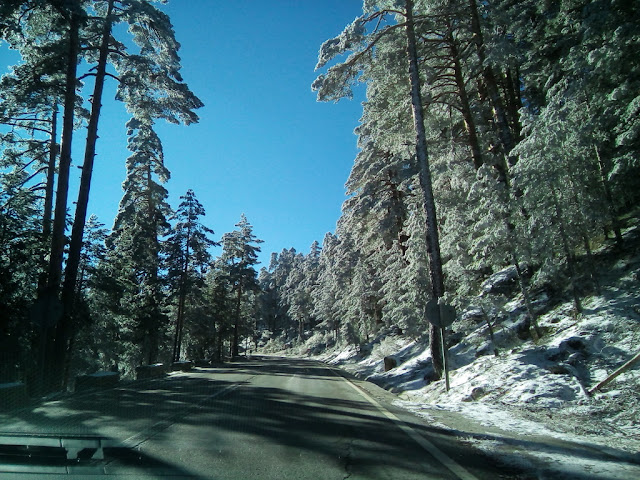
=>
[307,234,640,478]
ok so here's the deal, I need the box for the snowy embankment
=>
[308,226,640,478]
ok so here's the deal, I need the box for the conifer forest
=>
[0,0,638,398]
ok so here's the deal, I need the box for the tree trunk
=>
[56,0,114,389]
[38,103,58,294]
[215,331,223,363]
[43,104,59,241]
[510,246,541,339]
[406,0,445,378]
[550,184,582,313]
[172,290,186,362]
[232,284,242,358]
[148,167,161,365]
[47,10,80,295]
[172,234,190,363]
[468,0,516,160]
[177,222,192,360]
[504,67,522,142]
[62,0,113,310]
[594,145,623,246]
[583,234,601,295]
[43,10,80,394]
[446,22,483,170]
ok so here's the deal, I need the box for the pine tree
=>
[218,215,263,357]
[205,265,234,362]
[2,0,203,390]
[314,0,457,375]
[279,243,322,343]
[166,189,217,362]
[313,233,358,345]
[106,117,172,369]
[0,155,42,381]
[57,1,203,386]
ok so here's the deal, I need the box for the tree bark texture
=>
[42,9,80,394]
[47,11,80,295]
[445,22,483,170]
[38,103,58,294]
[550,184,583,313]
[468,0,516,159]
[55,0,115,389]
[406,0,445,378]
[172,228,191,363]
[232,284,243,358]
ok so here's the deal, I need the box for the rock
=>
[389,325,403,336]
[423,368,439,383]
[530,289,552,313]
[547,336,590,363]
[461,306,485,323]
[475,341,494,357]
[481,265,519,296]
[308,343,327,355]
[383,356,398,372]
[567,352,585,366]
[548,364,571,375]
[171,361,193,372]
[463,386,487,402]
[0,382,29,409]
[514,316,532,340]
[447,331,464,348]
[135,363,167,380]
[562,337,587,351]
[75,371,120,391]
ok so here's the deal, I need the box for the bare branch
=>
[77,72,97,81]
[105,72,121,83]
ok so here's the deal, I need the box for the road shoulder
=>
[323,359,640,480]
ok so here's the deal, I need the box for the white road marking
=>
[329,368,480,480]
[120,382,242,449]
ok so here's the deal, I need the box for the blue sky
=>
[1,0,366,266]
[152,0,366,265]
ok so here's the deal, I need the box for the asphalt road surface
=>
[0,356,526,479]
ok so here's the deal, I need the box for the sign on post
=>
[426,299,456,328]
[425,299,455,391]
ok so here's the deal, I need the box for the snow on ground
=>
[309,226,640,478]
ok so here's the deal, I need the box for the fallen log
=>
[588,350,640,395]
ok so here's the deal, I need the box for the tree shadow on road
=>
[3,357,633,478]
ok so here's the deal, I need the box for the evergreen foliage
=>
[0,0,638,391]
[217,214,263,358]
[166,189,217,362]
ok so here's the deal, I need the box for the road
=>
[0,356,525,479]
